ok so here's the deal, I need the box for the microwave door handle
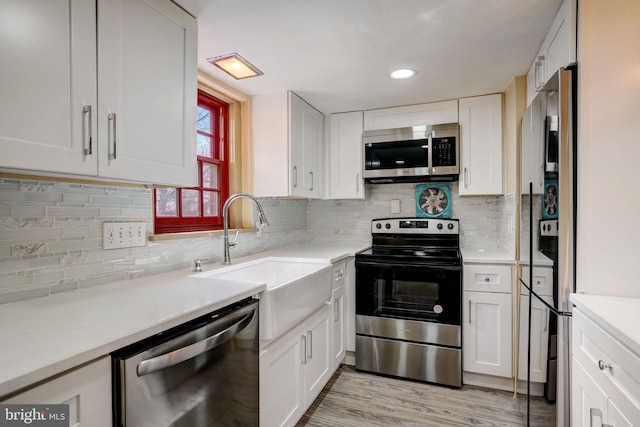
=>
[136,308,256,376]
[428,131,434,174]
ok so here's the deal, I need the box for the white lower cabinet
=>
[2,357,111,427]
[331,285,346,370]
[518,265,553,384]
[331,259,347,371]
[518,293,553,383]
[463,291,512,377]
[572,307,640,427]
[260,302,332,427]
[463,263,513,379]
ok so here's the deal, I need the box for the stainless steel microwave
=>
[362,123,459,183]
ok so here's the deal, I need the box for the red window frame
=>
[153,91,229,234]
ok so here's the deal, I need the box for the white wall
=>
[576,0,640,296]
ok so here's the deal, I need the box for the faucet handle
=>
[229,229,240,248]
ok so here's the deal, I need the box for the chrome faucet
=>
[222,193,269,265]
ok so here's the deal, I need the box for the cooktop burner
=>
[357,217,462,265]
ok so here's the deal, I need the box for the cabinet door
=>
[289,92,306,197]
[463,291,512,377]
[3,357,111,427]
[0,0,97,176]
[329,111,364,199]
[363,100,458,131]
[572,358,608,427]
[97,0,197,186]
[518,294,552,383]
[521,93,547,194]
[458,94,503,196]
[304,303,332,408]
[345,257,356,353]
[260,323,306,427]
[303,103,324,198]
[331,285,346,370]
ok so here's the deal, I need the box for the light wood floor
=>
[297,366,556,427]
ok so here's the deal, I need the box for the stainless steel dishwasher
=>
[112,297,259,426]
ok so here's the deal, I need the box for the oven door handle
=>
[136,308,256,377]
[355,260,461,271]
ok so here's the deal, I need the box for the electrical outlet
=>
[103,222,146,249]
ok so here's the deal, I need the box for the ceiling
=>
[174,0,562,114]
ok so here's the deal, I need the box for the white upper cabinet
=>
[0,0,197,187]
[252,91,324,198]
[363,100,458,131]
[96,0,197,186]
[458,94,503,196]
[328,111,364,199]
[521,93,547,194]
[0,0,98,176]
[526,0,576,105]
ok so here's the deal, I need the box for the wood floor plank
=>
[297,366,556,427]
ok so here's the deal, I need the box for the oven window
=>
[356,263,461,325]
[375,279,440,318]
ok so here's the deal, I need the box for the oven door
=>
[355,259,461,326]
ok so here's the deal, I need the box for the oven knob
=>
[385,223,391,229]
[447,223,454,230]
[376,223,382,229]
[437,223,443,230]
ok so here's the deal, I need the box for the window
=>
[154,91,229,234]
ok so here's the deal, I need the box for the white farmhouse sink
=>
[192,257,332,340]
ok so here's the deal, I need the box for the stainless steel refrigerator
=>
[520,64,577,427]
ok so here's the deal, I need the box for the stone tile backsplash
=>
[0,177,515,304]
[0,178,306,304]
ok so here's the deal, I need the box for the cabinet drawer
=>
[463,264,512,293]
[332,260,346,290]
[573,308,640,419]
[520,266,553,297]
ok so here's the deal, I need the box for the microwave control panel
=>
[432,137,456,167]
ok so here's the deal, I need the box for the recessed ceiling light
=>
[207,52,263,80]
[390,68,417,79]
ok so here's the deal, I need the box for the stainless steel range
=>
[355,217,462,387]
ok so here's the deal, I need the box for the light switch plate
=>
[103,222,146,249]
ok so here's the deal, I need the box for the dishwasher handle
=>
[136,307,256,376]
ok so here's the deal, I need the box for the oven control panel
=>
[371,218,458,234]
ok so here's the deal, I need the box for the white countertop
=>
[519,249,554,267]
[461,247,515,264]
[0,242,365,399]
[570,293,640,357]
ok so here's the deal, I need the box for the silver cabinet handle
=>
[356,173,360,193]
[136,307,256,376]
[543,308,548,332]
[598,360,612,371]
[82,105,93,156]
[464,167,469,189]
[301,334,307,365]
[108,113,117,160]
[307,331,313,359]
[334,298,340,322]
[309,171,314,191]
[293,166,298,188]
[468,300,472,324]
